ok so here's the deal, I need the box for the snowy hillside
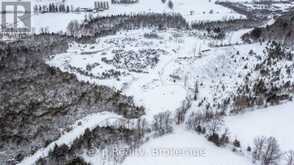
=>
[225,101,294,152]
[1,0,294,164]
[44,14,294,164]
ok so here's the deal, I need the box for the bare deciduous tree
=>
[194,81,199,100]
[67,20,80,36]
[207,116,224,135]
[262,137,281,165]
[175,97,191,124]
[152,111,173,136]
[285,150,294,165]
[253,136,267,161]
[252,136,282,165]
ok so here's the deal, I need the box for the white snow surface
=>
[45,27,274,165]
[31,13,87,33]
[225,101,294,152]
[47,28,267,119]
[47,29,191,119]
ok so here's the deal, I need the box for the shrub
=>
[233,139,241,148]
[208,133,220,146]
[247,146,252,152]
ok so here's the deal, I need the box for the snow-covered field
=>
[225,101,294,152]
[31,13,87,33]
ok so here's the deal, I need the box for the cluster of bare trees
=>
[152,111,173,136]
[67,20,80,36]
[252,136,294,165]
[186,110,231,146]
[253,136,282,165]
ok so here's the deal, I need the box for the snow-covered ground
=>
[47,27,268,118]
[47,29,192,119]
[6,0,293,164]
[31,13,87,33]
[122,127,252,165]
[225,101,294,152]
[45,24,277,165]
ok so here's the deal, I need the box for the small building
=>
[94,1,110,11]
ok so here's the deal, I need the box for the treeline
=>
[191,19,265,40]
[243,12,294,45]
[191,18,263,32]
[33,3,73,13]
[67,13,189,38]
